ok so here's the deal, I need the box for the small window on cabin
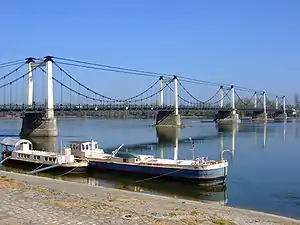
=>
[123,158,127,163]
[18,153,20,157]
[45,157,48,161]
[37,156,40,160]
[95,144,98,149]
[86,144,89,150]
[82,145,85,150]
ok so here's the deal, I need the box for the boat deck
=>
[14,149,62,157]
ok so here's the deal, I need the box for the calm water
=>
[1,118,300,219]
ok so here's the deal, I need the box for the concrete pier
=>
[19,112,58,137]
[252,110,268,122]
[214,109,241,124]
[155,110,181,127]
[273,111,288,122]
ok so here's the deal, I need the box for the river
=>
[0,118,300,219]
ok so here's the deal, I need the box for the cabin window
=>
[95,144,98,149]
[82,145,85,150]
[123,158,128,163]
[45,157,48,161]
[37,156,40,160]
[18,153,20,157]
[86,144,89,150]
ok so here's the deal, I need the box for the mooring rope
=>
[57,165,79,177]
[0,156,11,165]
[32,162,46,171]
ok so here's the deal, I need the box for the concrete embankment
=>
[0,171,299,225]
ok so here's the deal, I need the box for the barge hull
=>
[89,161,227,185]
[1,158,87,174]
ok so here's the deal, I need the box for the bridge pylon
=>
[20,56,58,137]
[215,85,241,125]
[274,96,287,122]
[155,76,181,127]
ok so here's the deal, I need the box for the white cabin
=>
[67,139,105,158]
[0,137,76,165]
[0,137,33,152]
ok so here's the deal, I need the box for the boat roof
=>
[0,137,32,147]
[69,141,91,144]
[69,140,98,144]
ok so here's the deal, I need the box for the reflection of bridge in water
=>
[117,122,289,160]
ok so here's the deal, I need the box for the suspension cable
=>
[53,61,161,102]
[52,76,173,104]
[178,79,221,104]
[0,63,26,82]
[55,61,164,79]
[0,62,42,90]
[0,59,25,66]
[234,91,255,106]
[53,56,172,77]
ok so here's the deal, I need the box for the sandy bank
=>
[0,170,299,225]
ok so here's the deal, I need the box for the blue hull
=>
[89,161,227,185]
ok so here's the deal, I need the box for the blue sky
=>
[0,0,299,104]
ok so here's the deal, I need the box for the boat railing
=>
[220,149,231,160]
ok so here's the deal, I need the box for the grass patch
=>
[0,176,17,188]
[190,210,199,216]
[33,186,50,195]
[168,211,177,217]
[212,219,237,225]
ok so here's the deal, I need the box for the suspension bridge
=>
[0,56,294,137]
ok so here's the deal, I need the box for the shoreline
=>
[0,170,299,225]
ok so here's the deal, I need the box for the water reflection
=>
[58,172,228,204]
[156,127,180,160]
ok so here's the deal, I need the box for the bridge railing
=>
[0,103,294,112]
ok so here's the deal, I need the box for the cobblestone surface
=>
[0,171,300,225]
[0,180,153,225]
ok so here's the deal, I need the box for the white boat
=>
[66,139,228,185]
[0,137,88,174]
